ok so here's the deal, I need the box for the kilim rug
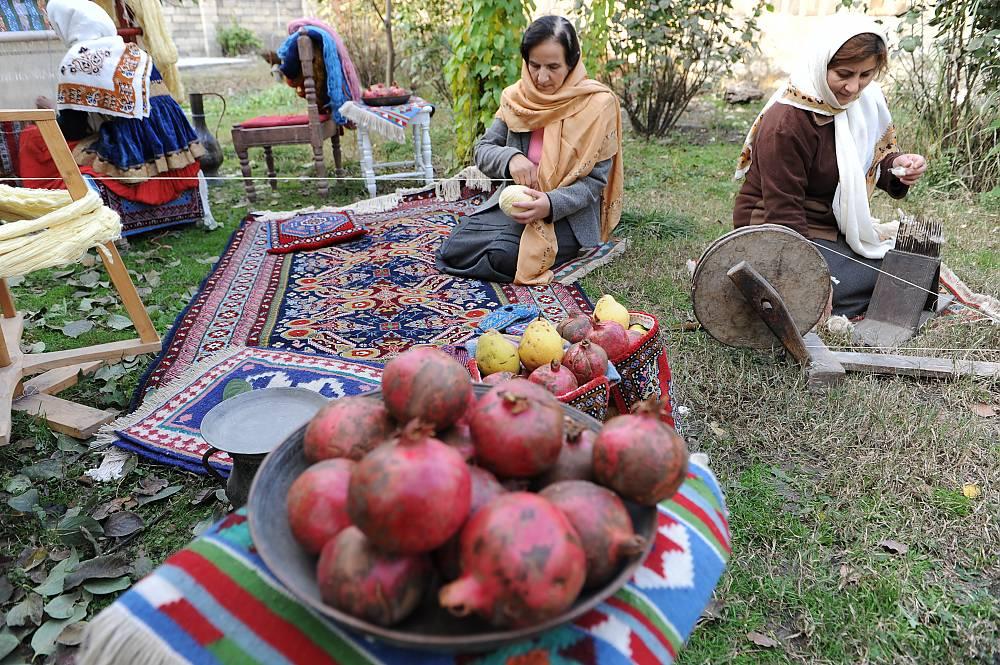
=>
[135,189,596,401]
[79,457,730,665]
[99,347,382,476]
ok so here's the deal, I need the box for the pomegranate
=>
[440,423,475,461]
[556,314,594,343]
[468,379,564,478]
[286,459,355,554]
[434,466,506,581]
[534,420,597,488]
[586,319,629,360]
[303,397,393,462]
[381,347,472,430]
[626,328,645,347]
[592,401,688,505]
[317,526,430,626]
[561,339,608,385]
[438,493,586,627]
[540,480,646,587]
[482,370,515,385]
[529,359,579,396]
[348,420,471,553]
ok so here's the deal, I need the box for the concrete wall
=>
[161,0,316,58]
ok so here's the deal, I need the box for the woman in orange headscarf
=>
[436,16,623,285]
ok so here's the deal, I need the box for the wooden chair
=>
[231,28,343,202]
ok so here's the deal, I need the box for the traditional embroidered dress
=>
[733,15,911,317]
[19,0,202,202]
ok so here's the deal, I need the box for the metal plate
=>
[200,387,329,456]
[692,224,831,349]
[248,385,657,653]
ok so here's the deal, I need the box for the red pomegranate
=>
[586,319,629,361]
[434,466,506,581]
[317,526,430,626]
[381,347,472,430]
[592,401,688,505]
[481,370,515,385]
[534,421,597,488]
[348,421,471,553]
[439,423,475,462]
[556,314,594,343]
[468,379,565,478]
[303,397,393,462]
[528,359,579,396]
[561,339,608,385]
[438,492,586,627]
[540,480,646,587]
[286,459,355,554]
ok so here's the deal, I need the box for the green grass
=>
[0,61,997,663]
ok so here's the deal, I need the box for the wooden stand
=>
[691,225,999,390]
[0,109,161,445]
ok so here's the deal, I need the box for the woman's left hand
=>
[892,154,927,186]
[510,189,551,224]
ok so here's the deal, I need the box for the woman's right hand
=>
[508,153,539,189]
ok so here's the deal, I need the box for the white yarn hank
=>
[0,185,122,279]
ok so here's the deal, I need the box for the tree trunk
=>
[384,0,395,86]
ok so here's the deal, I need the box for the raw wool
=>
[0,185,121,279]
[78,602,185,665]
[825,314,854,334]
[83,447,136,482]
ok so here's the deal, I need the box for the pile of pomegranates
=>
[286,345,688,630]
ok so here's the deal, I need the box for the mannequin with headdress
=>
[733,15,927,318]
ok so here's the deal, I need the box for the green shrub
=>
[217,23,262,58]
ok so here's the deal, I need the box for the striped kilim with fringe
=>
[80,460,730,665]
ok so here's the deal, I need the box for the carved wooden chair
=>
[231,28,343,202]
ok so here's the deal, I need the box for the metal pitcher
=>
[188,92,226,178]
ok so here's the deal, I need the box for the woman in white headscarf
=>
[20,0,202,205]
[733,15,927,317]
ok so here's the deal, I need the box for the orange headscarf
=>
[497,61,624,284]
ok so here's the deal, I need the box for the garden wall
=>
[161,0,317,58]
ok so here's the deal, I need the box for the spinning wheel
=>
[691,225,831,349]
[691,225,844,390]
[0,109,160,445]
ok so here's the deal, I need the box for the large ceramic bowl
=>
[247,385,656,652]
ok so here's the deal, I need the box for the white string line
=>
[803,345,998,353]
[805,239,1000,325]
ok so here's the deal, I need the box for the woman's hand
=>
[510,189,551,224]
[35,96,55,110]
[508,154,539,189]
[892,154,927,186]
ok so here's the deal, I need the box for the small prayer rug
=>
[265,210,367,254]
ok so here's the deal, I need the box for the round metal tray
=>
[200,387,329,456]
[362,93,411,107]
[247,385,656,652]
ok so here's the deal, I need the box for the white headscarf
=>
[736,14,899,259]
[46,0,151,119]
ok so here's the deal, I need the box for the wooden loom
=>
[0,109,160,445]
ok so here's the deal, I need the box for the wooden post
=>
[0,279,15,318]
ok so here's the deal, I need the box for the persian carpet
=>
[101,347,382,476]
[79,458,730,665]
[265,210,366,254]
[136,190,594,400]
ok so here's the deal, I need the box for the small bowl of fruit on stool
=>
[362,82,411,106]
[248,346,689,652]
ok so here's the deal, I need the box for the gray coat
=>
[473,118,611,248]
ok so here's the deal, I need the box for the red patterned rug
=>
[135,189,593,401]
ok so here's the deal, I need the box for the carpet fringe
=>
[939,262,1000,324]
[78,603,185,665]
[554,238,629,285]
[337,101,407,142]
[92,346,248,450]
[251,165,494,223]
